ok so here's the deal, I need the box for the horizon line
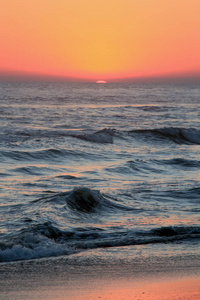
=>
[0,70,200,84]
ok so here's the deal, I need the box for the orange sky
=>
[1,0,200,81]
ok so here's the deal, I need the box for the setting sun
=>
[96,80,107,84]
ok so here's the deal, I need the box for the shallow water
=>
[0,81,200,262]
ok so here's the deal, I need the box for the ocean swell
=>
[71,128,118,144]
[35,187,131,213]
[129,127,200,145]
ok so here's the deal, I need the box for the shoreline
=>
[1,248,200,300]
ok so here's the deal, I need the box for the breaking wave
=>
[0,224,200,262]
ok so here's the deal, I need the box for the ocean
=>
[0,81,200,266]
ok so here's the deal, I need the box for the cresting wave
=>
[129,127,200,145]
[71,127,200,145]
[35,187,131,213]
[71,128,118,144]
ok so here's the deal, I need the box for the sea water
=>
[0,81,200,264]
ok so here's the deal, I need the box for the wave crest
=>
[130,127,200,144]
[72,128,118,144]
[66,187,104,212]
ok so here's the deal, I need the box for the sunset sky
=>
[1,0,200,81]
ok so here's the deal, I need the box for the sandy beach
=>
[1,248,200,300]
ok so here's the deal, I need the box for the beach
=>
[1,247,200,300]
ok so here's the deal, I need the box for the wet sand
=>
[1,249,200,300]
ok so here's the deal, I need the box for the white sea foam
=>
[0,234,74,262]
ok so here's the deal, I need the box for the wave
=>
[127,160,163,174]
[160,187,200,202]
[0,224,199,262]
[1,149,66,162]
[71,128,118,144]
[0,148,98,162]
[106,157,200,177]
[66,187,108,212]
[66,187,134,213]
[129,127,200,145]
[136,105,175,112]
[2,127,199,149]
[11,166,42,175]
[71,127,200,145]
[157,158,200,168]
[0,127,118,146]
[56,174,78,180]
[35,187,131,213]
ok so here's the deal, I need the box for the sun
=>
[96,80,107,84]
